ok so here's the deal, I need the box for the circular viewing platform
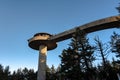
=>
[28,33,57,50]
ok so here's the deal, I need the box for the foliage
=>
[110,32,120,59]
[94,37,110,67]
[59,29,95,80]
[46,65,57,80]
[0,64,60,80]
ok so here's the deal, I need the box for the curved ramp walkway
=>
[50,15,120,42]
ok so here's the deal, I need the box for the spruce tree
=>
[94,37,109,67]
[110,32,120,60]
[59,29,95,80]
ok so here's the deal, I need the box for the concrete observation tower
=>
[28,15,120,80]
[28,33,57,80]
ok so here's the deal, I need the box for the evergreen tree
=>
[22,67,28,79]
[46,65,51,80]
[94,37,109,67]
[59,29,95,80]
[110,32,120,60]
[60,47,82,79]
[3,66,10,80]
[11,71,18,80]
[0,65,11,80]
[27,69,37,80]
[16,68,24,80]
[50,65,57,80]
[46,65,58,80]
[0,64,4,80]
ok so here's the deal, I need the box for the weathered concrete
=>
[28,33,57,80]
[50,15,120,42]
[28,33,57,50]
[37,45,47,80]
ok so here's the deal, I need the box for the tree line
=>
[0,64,37,80]
[0,64,60,80]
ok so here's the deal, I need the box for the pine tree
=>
[46,65,51,80]
[59,29,95,80]
[0,64,4,80]
[60,48,82,79]
[3,66,10,80]
[94,37,109,67]
[110,32,120,60]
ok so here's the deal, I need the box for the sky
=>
[0,0,120,71]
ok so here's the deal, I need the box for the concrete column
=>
[37,45,47,80]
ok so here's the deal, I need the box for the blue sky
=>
[0,0,119,71]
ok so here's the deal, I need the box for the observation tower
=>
[28,33,57,80]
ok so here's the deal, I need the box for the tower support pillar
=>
[37,45,47,80]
